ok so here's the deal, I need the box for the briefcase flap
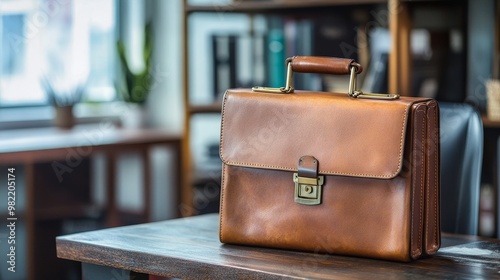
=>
[220,89,413,179]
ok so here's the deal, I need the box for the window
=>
[0,0,116,107]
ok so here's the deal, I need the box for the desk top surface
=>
[56,214,500,280]
[0,125,181,163]
[0,125,180,153]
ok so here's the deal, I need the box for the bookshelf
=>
[181,0,403,217]
[483,116,500,129]
[181,0,500,230]
[185,0,387,13]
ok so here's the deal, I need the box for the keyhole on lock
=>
[304,185,313,194]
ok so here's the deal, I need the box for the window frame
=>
[0,0,119,110]
[0,0,123,129]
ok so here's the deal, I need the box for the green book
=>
[266,29,286,88]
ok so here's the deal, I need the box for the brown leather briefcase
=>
[219,56,440,262]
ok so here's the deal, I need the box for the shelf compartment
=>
[186,0,386,13]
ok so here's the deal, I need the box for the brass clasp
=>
[293,173,324,205]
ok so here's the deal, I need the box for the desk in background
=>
[0,125,182,280]
[57,213,500,280]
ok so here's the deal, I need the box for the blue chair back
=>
[439,102,483,235]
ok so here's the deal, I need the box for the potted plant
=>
[42,79,84,129]
[116,22,154,128]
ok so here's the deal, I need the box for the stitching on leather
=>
[219,92,228,242]
[410,114,416,257]
[219,91,228,164]
[418,108,425,256]
[433,103,439,248]
[219,92,410,179]
[425,105,430,252]
[411,107,426,258]
[425,102,439,254]
[398,106,410,176]
[219,164,226,241]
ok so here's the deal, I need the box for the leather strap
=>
[289,56,363,75]
[298,155,318,178]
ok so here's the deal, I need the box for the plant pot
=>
[120,103,148,128]
[54,105,75,129]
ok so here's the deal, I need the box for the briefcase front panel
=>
[221,164,413,260]
[219,89,440,261]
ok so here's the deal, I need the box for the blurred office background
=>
[0,1,183,279]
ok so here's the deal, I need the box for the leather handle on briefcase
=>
[252,56,399,100]
[287,56,363,75]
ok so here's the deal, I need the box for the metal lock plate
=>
[293,173,324,205]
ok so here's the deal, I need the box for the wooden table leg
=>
[174,140,183,218]
[142,148,151,222]
[180,137,194,217]
[106,153,119,227]
[82,263,148,280]
[25,162,35,280]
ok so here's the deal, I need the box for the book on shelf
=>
[266,29,287,88]
[189,12,252,105]
[210,17,328,96]
[212,34,237,100]
[208,13,370,101]
[212,32,268,100]
[253,33,266,87]
[362,27,390,94]
[467,1,494,112]
[410,29,466,101]
[313,14,359,61]
[284,18,321,91]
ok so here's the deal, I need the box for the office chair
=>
[439,102,483,235]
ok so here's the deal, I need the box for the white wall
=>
[147,0,184,133]
[110,0,184,221]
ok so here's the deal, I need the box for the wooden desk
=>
[0,125,182,280]
[57,214,500,280]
